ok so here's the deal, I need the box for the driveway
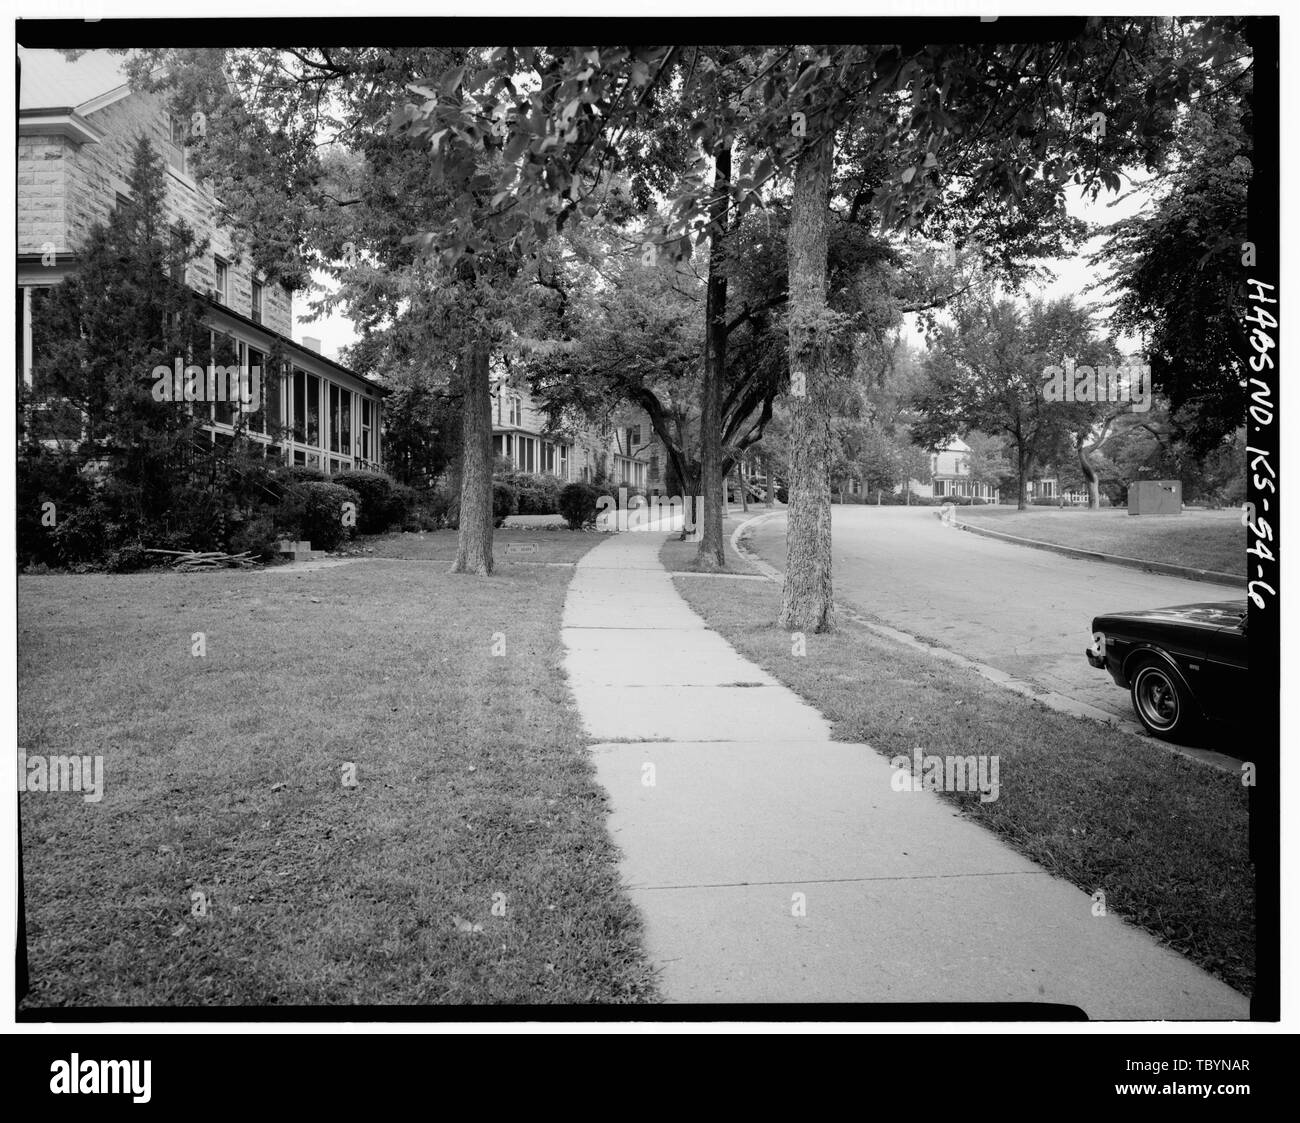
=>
[744,506,1245,764]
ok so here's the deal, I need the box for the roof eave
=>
[18,110,104,146]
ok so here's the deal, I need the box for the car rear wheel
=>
[1129,658,1197,740]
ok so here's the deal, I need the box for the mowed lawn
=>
[674,576,1254,997]
[659,533,764,576]
[350,527,603,566]
[956,506,1245,576]
[18,535,658,1008]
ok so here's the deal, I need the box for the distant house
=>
[908,437,1059,502]
[921,437,1000,501]
[17,47,385,473]
[491,379,665,491]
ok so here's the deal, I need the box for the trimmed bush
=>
[559,481,601,530]
[493,480,519,528]
[332,470,405,534]
[277,481,362,551]
[503,471,562,515]
[390,484,440,531]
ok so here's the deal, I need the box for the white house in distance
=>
[917,437,1003,501]
[17,47,385,473]
[896,436,1062,503]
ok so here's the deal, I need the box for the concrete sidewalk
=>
[561,531,1249,1017]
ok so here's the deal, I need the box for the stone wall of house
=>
[18,85,293,337]
[17,134,72,257]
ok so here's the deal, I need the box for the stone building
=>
[17,46,384,473]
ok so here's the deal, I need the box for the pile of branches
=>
[145,548,258,572]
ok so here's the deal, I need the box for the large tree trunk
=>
[1016,445,1028,511]
[452,338,493,574]
[778,130,835,633]
[695,143,732,570]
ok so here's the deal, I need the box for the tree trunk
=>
[695,143,732,570]
[765,455,775,507]
[1016,445,1028,511]
[778,130,835,634]
[1078,436,1101,509]
[452,338,493,575]
[737,461,749,512]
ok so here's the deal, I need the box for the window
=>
[213,258,229,305]
[292,369,320,446]
[244,347,268,433]
[508,395,522,426]
[168,116,189,176]
[251,280,264,325]
[626,425,641,448]
[209,333,238,426]
[360,398,374,463]
[264,357,283,436]
[329,384,352,456]
[167,225,186,283]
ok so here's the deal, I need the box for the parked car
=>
[1085,600,1247,739]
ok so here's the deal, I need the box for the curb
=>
[937,510,1244,589]
[729,511,784,581]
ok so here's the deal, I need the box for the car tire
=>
[1129,657,1198,740]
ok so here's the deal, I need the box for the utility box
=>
[277,539,315,561]
[1127,480,1181,515]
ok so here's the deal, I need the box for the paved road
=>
[745,506,1245,762]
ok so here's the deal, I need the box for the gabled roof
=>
[18,47,133,114]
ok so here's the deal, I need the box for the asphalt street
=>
[743,506,1246,765]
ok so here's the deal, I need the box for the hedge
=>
[277,481,362,551]
[559,481,601,529]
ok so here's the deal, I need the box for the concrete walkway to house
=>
[561,530,1249,1017]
